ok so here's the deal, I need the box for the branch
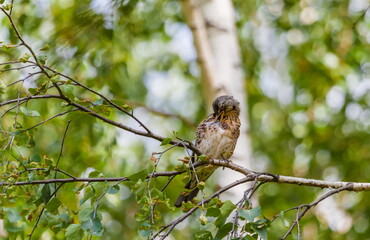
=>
[0,95,64,107]
[154,176,254,240]
[0,64,35,73]
[353,4,370,29]
[206,160,370,191]
[0,92,200,154]
[41,64,153,134]
[280,183,355,240]
[18,109,77,134]
[28,183,65,239]
[0,177,129,186]
[67,100,201,154]
[0,170,185,187]
[6,71,42,87]
[2,160,370,191]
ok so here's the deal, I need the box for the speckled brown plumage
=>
[174,95,241,207]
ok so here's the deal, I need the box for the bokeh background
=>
[1,0,370,239]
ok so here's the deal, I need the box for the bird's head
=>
[212,95,240,120]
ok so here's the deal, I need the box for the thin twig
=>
[0,7,65,97]
[0,64,35,73]
[0,95,64,107]
[6,71,42,87]
[53,120,72,197]
[280,183,354,240]
[28,183,65,239]
[154,176,254,240]
[2,160,370,191]
[0,60,23,66]
[10,0,15,16]
[353,4,370,29]
[42,65,153,134]
[18,109,77,134]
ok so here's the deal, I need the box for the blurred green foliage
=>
[1,0,370,239]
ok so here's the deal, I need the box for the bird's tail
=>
[174,187,199,208]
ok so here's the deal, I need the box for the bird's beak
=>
[218,111,225,121]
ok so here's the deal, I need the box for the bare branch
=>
[0,95,64,107]
[6,71,42,87]
[0,64,35,73]
[0,177,129,186]
[2,159,370,191]
[353,4,370,29]
[0,60,23,66]
[280,183,354,240]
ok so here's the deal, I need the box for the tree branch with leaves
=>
[1,2,370,240]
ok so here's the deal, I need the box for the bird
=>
[174,95,241,207]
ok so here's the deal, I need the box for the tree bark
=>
[182,0,253,202]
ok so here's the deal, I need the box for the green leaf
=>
[41,184,51,203]
[4,208,22,223]
[197,181,205,190]
[78,207,94,222]
[138,228,152,238]
[0,81,5,95]
[122,103,133,111]
[128,169,149,181]
[199,213,208,225]
[215,201,236,227]
[2,3,12,11]
[66,224,84,240]
[79,187,94,205]
[237,207,261,222]
[41,211,60,227]
[81,214,103,236]
[19,53,30,63]
[28,88,38,95]
[215,222,233,239]
[20,106,40,117]
[30,154,41,163]
[138,221,152,237]
[195,230,213,240]
[279,211,289,227]
[106,185,120,194]
[149,187,164,200]
[45,198,62,214]
[0,0,5,4]
[198,155,207,161]
[160,137,172,146]
[88,170,103,178]
[93,99,104,105]
[60,213,72,227]
[93,105,111,116]
[28,82,48,95]
[28,172,34,181]
[60,85,75,100]
[38,55,47,65]
[206,207,220,217]
[251,224,267,240]
[39,44,50,51]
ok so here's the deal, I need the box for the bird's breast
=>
[196,121,237,159]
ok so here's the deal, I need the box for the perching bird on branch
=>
[174,95,241,207]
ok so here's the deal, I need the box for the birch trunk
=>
[182,0,253,202]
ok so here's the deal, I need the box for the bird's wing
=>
[195,113,215,148]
